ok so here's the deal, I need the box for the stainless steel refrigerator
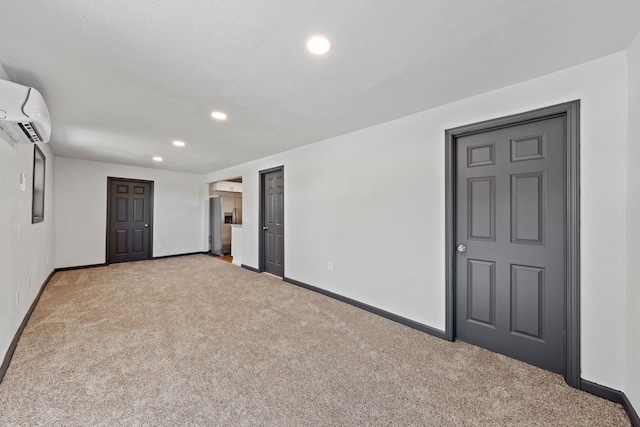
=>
[209,195,241,255]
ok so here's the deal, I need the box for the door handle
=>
[456,244,466,253]
[263,226,268,230]
[144,224,149,228]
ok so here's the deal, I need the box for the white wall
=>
[625,30,640,412]
[0,137,55,366]
[1,48,633,404]
[203,52,629,391]
[55,158,206,268]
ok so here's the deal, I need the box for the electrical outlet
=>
[327,261,333,271]
[16,289,20,305]
[27,276,31,289]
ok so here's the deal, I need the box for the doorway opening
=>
[209,177,243,266]
[444,101,580,388]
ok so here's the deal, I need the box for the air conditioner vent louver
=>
[18,122,43,143]
[0,79,51,144]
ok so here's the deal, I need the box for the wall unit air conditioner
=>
[0,79,51,144]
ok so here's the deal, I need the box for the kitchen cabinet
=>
[210,181,243,193]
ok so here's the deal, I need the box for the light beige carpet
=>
[0,254,631,426]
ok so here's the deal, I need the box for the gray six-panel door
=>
[455,116,565,374]
[108,178,153,264]
[262,169,284,277]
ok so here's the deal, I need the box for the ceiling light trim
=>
[211,111,228,121]
[306,35,332,55]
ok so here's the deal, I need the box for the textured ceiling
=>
[1,0,639,173]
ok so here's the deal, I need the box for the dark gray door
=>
[262,168,284,277]
[455,116,565,374]
[108,178,153,264]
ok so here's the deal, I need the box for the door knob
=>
[144,224,149,228]
[457,244,466,253]
[263,226,268,230]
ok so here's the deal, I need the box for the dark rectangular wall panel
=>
[467,177,495,241]
[511,134,545,162]
[132,229,144,253]
[467,143,495,167]
[511,265,544,339]
[276,194,284,224]
[116,230,128,255]
[511,173,544,244]
[133,198,145,222]
[276,235,284,265]
[267,197,275,223]
[116,198,128,223]
[467,259,495,327]
[267,234,275,263]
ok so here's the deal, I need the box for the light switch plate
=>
[19,172,27,192]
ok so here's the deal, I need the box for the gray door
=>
[107,178,153,264]
[262,168,284,277]
[455,116,565,374]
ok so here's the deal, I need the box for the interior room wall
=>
[0,137,55,367]
[54,157,206,269]
[624,29,640,413]
[202,52,629,391]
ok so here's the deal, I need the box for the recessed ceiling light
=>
[306,35,332,55]
[172,140,185,147]
[152,156,163,162]
[211,111,228,121]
